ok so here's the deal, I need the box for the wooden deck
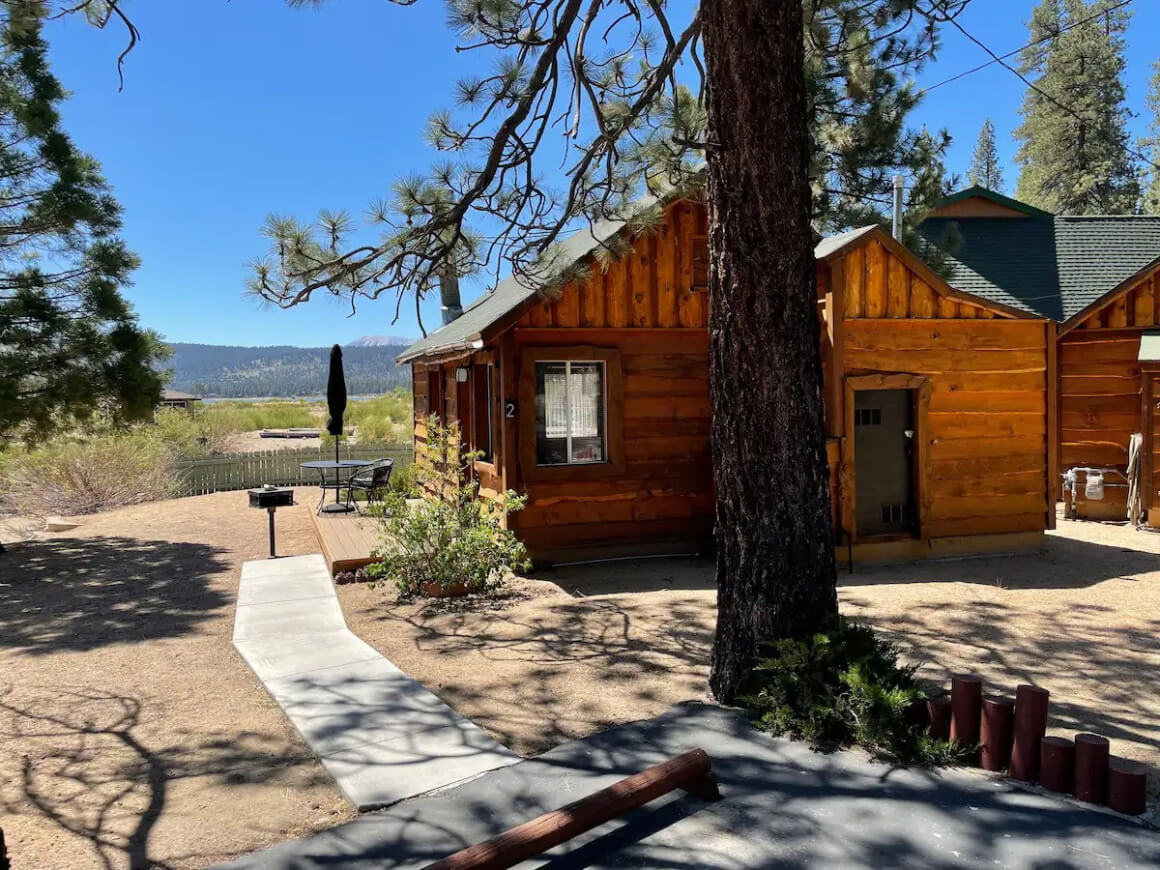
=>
[308,508,380,574]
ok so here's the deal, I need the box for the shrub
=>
[0,430,177,517]
[741,618,970,765]
[153,407,228,458]
[365,419,529,598]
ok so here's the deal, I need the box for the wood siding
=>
[1072,270,1160,331]
[518,201,710,332]
[407,214,1050,562]
[1059,330,1141,473]
[507,328,714,562]
[834,239,1050,541]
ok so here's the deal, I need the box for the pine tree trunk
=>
[703,0,838,702]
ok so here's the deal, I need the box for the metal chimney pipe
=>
[892,174,904,241]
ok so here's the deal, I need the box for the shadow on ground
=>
[538,555,716,598]
[220,703,1160,869]
[0,685,333,870]
[0,535,231,654]
[843,533,1159,590]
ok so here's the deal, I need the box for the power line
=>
[942,5,1160,175]
[919,0,1135,96]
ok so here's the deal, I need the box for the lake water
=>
[200,395,384,404]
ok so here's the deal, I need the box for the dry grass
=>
[0,490,350,870]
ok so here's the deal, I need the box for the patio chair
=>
[348,458,394,509]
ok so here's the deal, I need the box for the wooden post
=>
[950,674,983,756]
[423,749,719,870]
[1039,736,1075,794]
[1108,758,1147,815]
[926,696,951,740]
[1074,733,1110,805]
[979,695,1015,772]
[1010,685,1050,782]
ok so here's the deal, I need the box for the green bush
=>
[0,430,177,517]
[741,618,970,765]
[153,407,229,459]
[365,419,529,598]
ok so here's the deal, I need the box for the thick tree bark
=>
[703,0,838,702]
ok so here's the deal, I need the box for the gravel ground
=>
[0,490,351,870]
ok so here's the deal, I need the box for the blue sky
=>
[45,0,1160,348]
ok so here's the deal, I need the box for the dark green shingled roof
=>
[921,214,1160,322]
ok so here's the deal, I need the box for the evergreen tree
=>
[1141,60,1160,214]
[0,1,164,442]
[1014,0,1139,214]
[968,118,1005,191]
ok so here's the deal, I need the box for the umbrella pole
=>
[334,435,341,505]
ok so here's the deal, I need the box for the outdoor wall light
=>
[455,366,470,383]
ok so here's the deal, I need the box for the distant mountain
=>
[348,334,416,347]
[163,342,411,398]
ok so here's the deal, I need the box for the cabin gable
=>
[1062,258,1160,334]
[515,200,710,332]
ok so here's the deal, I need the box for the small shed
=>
[159,389,203,411]
[399,198,1052,565]
[923,186,1160,522]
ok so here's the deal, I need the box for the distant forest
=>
[163,342,412,397]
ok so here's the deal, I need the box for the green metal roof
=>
[921,213,1160,322]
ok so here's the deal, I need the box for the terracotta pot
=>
[420,580,470,599]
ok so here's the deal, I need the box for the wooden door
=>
[853,389,916,536]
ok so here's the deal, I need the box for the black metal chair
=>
[348,458,394,510]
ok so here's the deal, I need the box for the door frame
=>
[842,372,932,543]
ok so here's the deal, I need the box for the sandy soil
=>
[841,515,1160,820]
[221,430,323,453]
[0,490,351,870]
[339,560,718,756]
[343,517,1159,820]
[3,493,1157,868]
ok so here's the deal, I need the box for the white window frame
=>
[535,359,608,466]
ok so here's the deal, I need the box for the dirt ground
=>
[220,430,324,454]
[339,560,718,757]
[0,490,351,870]
[342,516,1160,821]
[3,494,1157,869]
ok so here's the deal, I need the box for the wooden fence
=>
[175,444,413,496]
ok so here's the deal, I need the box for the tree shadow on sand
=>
[0,685,335,870]
[0,535,231,654]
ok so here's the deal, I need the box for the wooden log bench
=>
[423,748,719,870]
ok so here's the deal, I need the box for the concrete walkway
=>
[221,702,1158,869]
[232,554,518,811]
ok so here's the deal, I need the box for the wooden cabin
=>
[399,198,1053,565]
[923,186,1160,523]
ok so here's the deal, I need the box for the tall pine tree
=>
[1142,60,1160,214]
[1014,0,1139,214]
[968,118,1004,191]
[0,1,164,443]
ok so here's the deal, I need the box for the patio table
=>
[300,459,372,515]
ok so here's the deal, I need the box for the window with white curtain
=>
[534,360,606,465]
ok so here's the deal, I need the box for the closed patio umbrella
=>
[325,344,348,507]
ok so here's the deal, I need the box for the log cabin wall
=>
[503,200,714,562]
[1059,267,1160,520]
[831,237,1052,550]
